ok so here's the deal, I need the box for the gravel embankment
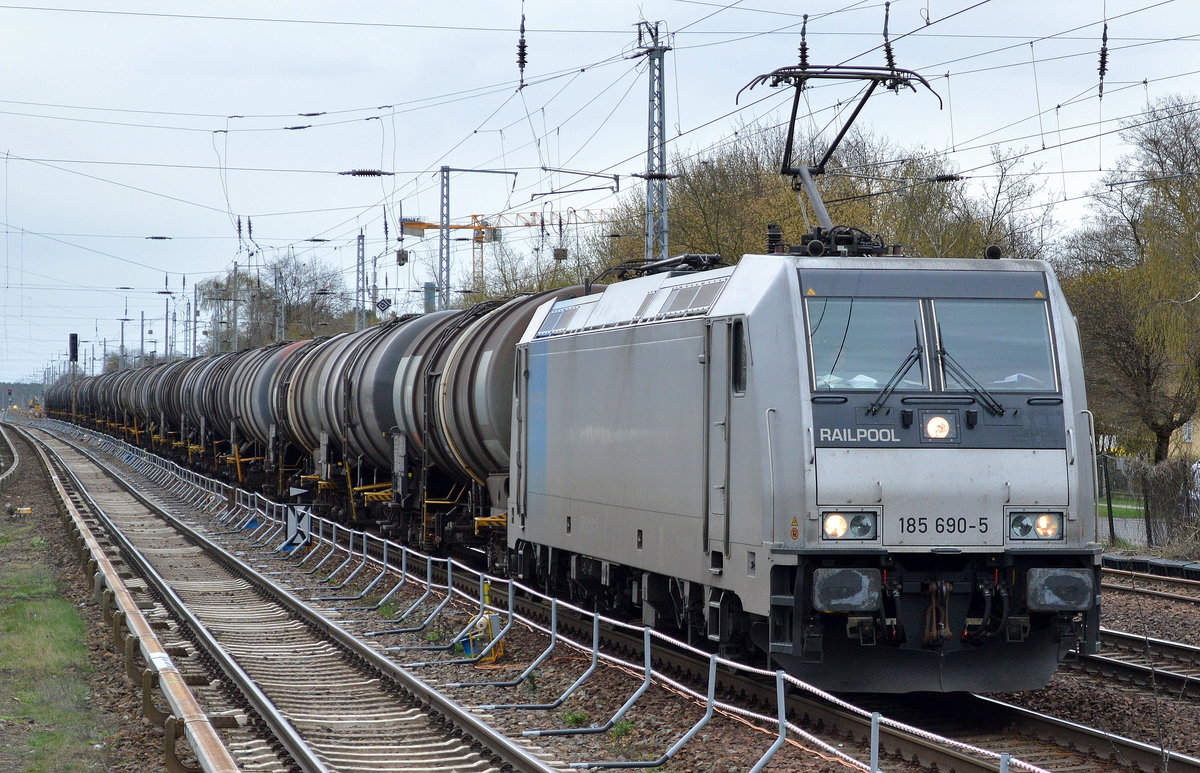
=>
[995,584,1200,758]
[0,428,165,773]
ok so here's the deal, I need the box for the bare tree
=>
[574,123,1055,273]
[196,252,353,351]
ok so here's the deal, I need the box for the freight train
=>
[45,243,1101,692]
[43,61,1101,693]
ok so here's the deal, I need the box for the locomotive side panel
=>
[514,320,708,583]
[1044,269,1098,544]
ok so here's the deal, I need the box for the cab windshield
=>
[807,298,926,391]
[933,299,1057,391]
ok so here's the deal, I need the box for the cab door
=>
[705,319,734,557]
[512,345,529,524]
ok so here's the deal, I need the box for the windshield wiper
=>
[937,342,1005,416]
[866,322,924,415]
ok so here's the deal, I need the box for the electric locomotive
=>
[505,60,1099,692]
[508,247,1099,692]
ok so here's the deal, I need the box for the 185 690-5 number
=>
[898,516,988,535]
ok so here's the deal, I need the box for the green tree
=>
[578,124,1052,273]
[1058,95,1200,461]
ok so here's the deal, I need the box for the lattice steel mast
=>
[635,21,671,263]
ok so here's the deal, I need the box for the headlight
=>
[920,410,958,441]
[1035,513,1060,538]
[823,513,848,538]
[822,511,878,540]
[1009,512,1062,540]
[925,415,951,439]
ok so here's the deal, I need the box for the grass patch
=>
[610,718,634,739]
[562,710,589,727]
[2,599,90,669]
[376,600,402,619]
[1097,502,1144,520]
[0,515,117,772]
[0,563,59,601]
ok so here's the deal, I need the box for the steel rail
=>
[1103,567,1200,589]
[1075,628,1200,698]
[1101,581,1200,605]
[0,422,20,485]
[38,424,561,773]
[970,694,1200,773]
[1101,627,1200,664]
[15,426,240,773]
[22,427,333,773]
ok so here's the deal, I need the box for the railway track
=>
[19,424,560,773]
[517,593,1200,772]
[22,419,1012,771]
[26,417,1200,773]
[1069,628,1200,698]
[836,690,1200,773]
[34,421,865,771]
[0,422,19,484]
[1102,567,1200,604]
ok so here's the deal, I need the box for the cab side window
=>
[732,319,747,394]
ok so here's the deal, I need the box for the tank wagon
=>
[51,286,591,550]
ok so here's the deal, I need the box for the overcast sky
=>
[1,0,1195,382]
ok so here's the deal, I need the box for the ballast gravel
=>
[994,584,1200,758]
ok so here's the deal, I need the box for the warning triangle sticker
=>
[790,517,799,526]
[1034,290,1044,298]
[805,288,816,296]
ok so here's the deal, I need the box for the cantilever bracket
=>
[739,63,942,181]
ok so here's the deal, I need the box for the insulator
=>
[798,14,809,69]
[1098,22,1109,99]
[517,13,528,81]
[1099,27,1108,78]
[767,223,784,254]
[883,2,897,73]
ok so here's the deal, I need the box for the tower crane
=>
[401,209,615,293]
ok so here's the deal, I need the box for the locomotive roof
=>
[524,254,1061,342]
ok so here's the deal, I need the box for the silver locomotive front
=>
[775,256,1100,692]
